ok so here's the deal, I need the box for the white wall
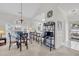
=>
[66,15,79,51]
[1,3,79,50]
[33,5,67,49]
[33,4,79,50]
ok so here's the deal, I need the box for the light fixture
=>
[69,9,79,15]
[16,3,23,25]
[15,3,24,30]
[42,19,45,22]
[20,3,23,24]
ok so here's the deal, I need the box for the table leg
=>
[20,37,22,51]
[25,38,28,49]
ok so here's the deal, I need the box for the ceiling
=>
[0,3,41,19]
[57,3,79,15]
[0,3,79,18]
[0,3,79,21]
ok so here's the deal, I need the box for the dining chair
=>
[8,32,19,50]
[23,33,28,49]
[16,32,28,51]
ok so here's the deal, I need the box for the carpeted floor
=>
[0,41,79,56]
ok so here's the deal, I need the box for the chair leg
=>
[16,41,19,49]
[40,38,43,46]
[25,39,28,49]
[20,43,22,51]
[19,37,22,52]
[30,38,32,44]
[9,41,11,50]
[37,38,39,43]
[5,39,6,44]
[41,39,42,46]
[33,36,34,41]
[50,47,52,51]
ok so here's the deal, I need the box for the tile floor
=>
[0,41,79,56]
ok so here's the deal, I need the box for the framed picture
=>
[47,10,53,18]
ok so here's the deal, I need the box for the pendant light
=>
[15,3,23,30]
[20,3,23,24]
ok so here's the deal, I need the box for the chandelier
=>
[20,3,23,24]
[16,3,23,25]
